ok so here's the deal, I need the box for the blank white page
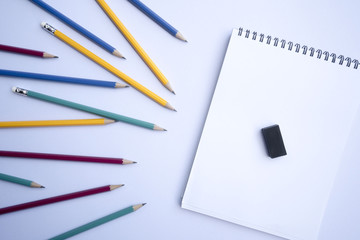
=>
[182,28,360,240]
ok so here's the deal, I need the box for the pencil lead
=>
[132,161,137,164]
[163,129,167,131]
[172,91,176,95]
[41,186,45,188]
[142,203,146,206]
[54,56,59,58]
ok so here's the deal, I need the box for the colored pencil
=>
[0,118,115,128]
[41,22,175,111]
[0,185,123,215]
[128,0,187,42]
[0,69,127,88]
[0,150,136,165]
[49,204,146,240]
[96,0,175,94]
[0,172,44,188]
[29,0,125,58]
[12,87,166,131]
[0,44,57,58]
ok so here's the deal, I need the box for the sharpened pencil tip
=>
[41,186,45,188]
[122,57,126,60]
[142,203,146,206]
[54,56,59,58]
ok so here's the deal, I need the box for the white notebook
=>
[182,28,360,240]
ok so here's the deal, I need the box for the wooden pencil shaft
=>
[96,0,173,92]
[0,185,116,215]
[0,69,119,88]
[41,22,172,109]
[49,204,143,240]
[29,0,123,57]
[0,44,54,58]
[0,150,127,164]
[0,119,111,128]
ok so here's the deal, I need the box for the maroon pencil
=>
[0,185,123,215]
[0,44,58,58]
[0,150,136,164]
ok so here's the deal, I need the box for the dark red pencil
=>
[0,185,123,215]
[0,44,58,58]
[0,150,136,164]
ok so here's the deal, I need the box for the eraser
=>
[261,124,287,158]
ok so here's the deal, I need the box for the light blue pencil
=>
[127,0,187,42]
[49,204,145,240]
[29,0,125,58]
[0,172,44,188]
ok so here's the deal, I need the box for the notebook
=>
[182,28,360,240]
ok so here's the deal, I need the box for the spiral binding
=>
[238,28,359,70]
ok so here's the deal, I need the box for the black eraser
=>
[261,124,287,158]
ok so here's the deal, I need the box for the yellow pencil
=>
[41,22,175,111]
[0,118,115,128]
[96,0,175,94]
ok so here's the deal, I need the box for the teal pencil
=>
[0,172,44,188]
[12,87,165,131]
[49,203,146,240]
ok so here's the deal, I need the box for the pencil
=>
[0,118,115,128]
[0,172,44,188]
[41,22,175,111]
[0,44,57,58]
[127,0,187,42]
[29,0,125,58]
[12,87,166,131]
[0,69,127,88]
[0,184,123,215]
[0,150,136,165]
[96,0,175,94]
[49,203,146,240]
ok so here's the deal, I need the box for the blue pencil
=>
[127,0,187,42]
[0,69,127,88]
[29,0,125,58]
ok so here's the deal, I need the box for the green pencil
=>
[0,172,44,188]
[49,203,146,240]
[12,87,165,131]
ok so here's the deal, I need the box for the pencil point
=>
[115,82,128,88]
[176,32,187,42]
[41,186,45,188]
[153,125,166,131]
[54,56,59,58]
[172,91,176,95]
[122,159,136,164]
[164,102,176,111]
[112,49,125,59]
[142,203,146,206]
[110,184,125,191]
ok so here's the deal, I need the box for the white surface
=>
[0,0,359,239]
[181,29,360,240]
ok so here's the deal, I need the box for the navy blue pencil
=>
[0,69,128,88]
[127,0,187,42]
[29,0,125,58]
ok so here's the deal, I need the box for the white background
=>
[0,0,359,239]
